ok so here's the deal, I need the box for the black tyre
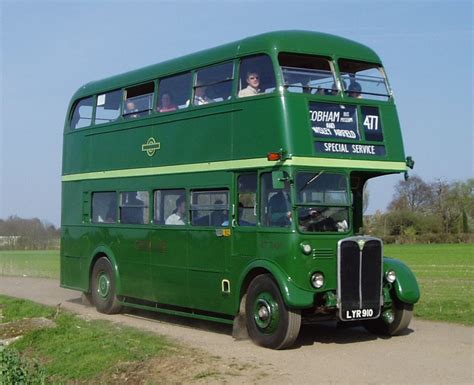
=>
[363,298,413,336]
[91,257,122,314]
[245,274,301,349]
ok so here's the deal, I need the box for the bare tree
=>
[388,175,432,213]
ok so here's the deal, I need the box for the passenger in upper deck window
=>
[347,81,362,99]
[158,92,178,112]
[238,72,261,97]
[193,81,213,105]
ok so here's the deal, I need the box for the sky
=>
[0,0,472,226]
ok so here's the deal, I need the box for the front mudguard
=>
[237,260,314,310]
[384,257,420,304]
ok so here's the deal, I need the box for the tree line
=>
[364,176,473,243]
[0,216,60,250]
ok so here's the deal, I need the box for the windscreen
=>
[338,59,391,101]
[296,172,349,233]
[279,53,337,95]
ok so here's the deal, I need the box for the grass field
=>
[0,295,174,383]
[0,250,59,279]
[385,243,473,325]
[0,296,245,383]
[0,244,472,325]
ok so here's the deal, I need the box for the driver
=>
[299,208,339,232]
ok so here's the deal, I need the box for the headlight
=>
[385,269,396,283]
[300,243,312,255]
[311,272,325,288]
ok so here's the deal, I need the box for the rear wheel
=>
[363,298,413,336]
[91,257,122,314]
[245,274,301,349]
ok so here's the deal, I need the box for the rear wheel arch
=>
[90,256,122,314]
[87,247,121,294]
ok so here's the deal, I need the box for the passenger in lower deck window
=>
[165,196,186,225]
[238,71,261,97]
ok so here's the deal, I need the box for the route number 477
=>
[364,115,379,131]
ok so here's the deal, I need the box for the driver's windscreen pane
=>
[296,173,348,205]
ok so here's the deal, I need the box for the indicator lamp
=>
[267,152,281,161]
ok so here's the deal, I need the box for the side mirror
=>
[272,171,286,189]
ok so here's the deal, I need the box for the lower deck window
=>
[154,189,186,225]
[191,190,229,227]
[92,192,117,223]
[119,191,149,224]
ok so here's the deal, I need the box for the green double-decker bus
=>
[61,30,420,349]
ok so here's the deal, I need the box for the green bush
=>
[0,345,46,385]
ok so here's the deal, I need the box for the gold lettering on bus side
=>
[141,137,161,157]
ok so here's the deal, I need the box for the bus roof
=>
[71,30,381,101]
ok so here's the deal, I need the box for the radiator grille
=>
[337,237,382,321]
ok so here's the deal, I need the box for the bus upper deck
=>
[63,30,410,180]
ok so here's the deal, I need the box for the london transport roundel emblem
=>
[141,137,161,157]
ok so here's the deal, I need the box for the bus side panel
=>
[60,226,90,291]
[187,228,233,315]
[150,228,189,308]
[60,182,90,290]
[101,226,153,301]
[232,98,286,159]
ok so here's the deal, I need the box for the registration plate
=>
[342,308,376,320]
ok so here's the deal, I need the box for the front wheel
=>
[363,298,413,336]
[245,274,301,349]
[91,257,122,314]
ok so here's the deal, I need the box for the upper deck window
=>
[238,55,276,98]
[123,82,154,119]
[95,90,122,125]
[338,59,391,101]
[71,97,94,129]
[157,72,192,112]
[194,62,233,105]
[279,53,337,95]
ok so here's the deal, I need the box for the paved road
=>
[0,276,472,384]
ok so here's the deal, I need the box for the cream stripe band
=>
[61,157,407,182]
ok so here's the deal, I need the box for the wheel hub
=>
[257,300,271,324]
[98,273,110,298]
[253,292,280,333]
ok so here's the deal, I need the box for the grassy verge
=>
[0,295,174,383]
[385,243,473,325]
[0,250,59,279]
